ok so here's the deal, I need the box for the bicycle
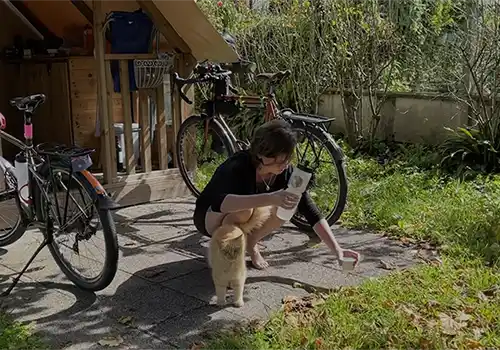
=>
[0,94,119,296]
[173,63,348,231]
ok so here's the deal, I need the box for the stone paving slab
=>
[0,197,420,349]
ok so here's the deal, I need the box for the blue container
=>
[106,10,155,92]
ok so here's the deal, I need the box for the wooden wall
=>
[0,1,43,157]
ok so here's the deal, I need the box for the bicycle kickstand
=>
[0,220,53,297]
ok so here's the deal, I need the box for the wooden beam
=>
[155,81,168,170]
[93,0,114,184]
[136,0,191,54]
[6,0,47,39]
[119,60,136,174]
[105,58,118,177]
[70,0,93,24]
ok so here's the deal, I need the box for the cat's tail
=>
[213,224,245,245]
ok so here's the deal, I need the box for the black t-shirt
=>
[194,150,323,227]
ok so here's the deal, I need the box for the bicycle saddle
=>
[256,70,291,82]
[9,94,46,111]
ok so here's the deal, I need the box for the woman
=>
[193,119,360,269]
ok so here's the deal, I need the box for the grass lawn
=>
[0,311,43,349]
[202,144,500,350]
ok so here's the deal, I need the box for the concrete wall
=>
[318,92,469,144]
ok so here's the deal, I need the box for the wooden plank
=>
[138,89,152,172]
[69,57,97,71]
[103,169,190,207]
[70,0,93,24]
[136,0,191,54]
[105,53,157,60]
[171,58,180,168]
[155,81,168,169]
[93,0,114,184]
[119,60,136,174]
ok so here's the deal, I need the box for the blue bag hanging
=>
[106,9,155,92]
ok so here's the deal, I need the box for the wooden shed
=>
[0,0,238,206]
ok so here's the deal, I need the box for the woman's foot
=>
[249,246,269,269]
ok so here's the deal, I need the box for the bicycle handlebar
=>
[173,63,233,105]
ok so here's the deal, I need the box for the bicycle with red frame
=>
[173,63,348,231]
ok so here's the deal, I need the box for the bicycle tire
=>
[288,123,348,232]
[176,114,236,198]
[0,168,27,247]
[34,165,118,291]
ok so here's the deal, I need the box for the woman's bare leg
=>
[246,207,285,269]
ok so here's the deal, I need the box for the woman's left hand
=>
[337,248,361,266]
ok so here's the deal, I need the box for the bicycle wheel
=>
[176,115,236,197]
[0,167,27,247]
[289,123,348,232]
[34,165,118,291]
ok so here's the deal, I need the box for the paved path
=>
[0,197,418,349]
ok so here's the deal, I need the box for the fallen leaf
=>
[97,335,124,347]
[427,300,440,308]
[472,328,485,339]
[465,338,482,349]
[379,260,396,270]
[190,341,205,350]
[399,237,416,245]
[118,316,133,325]
[464,305,475,313]
[477,292,489,301]
[456,311,472,322]
[419,338,432,350]
[429,257,443,266]
[311,297,325,307]
[383,300,395,308]
[438,312,466,335]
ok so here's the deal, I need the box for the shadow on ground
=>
[0,198,419,349]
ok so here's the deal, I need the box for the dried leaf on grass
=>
[379,259,397,270]
[97,335,124,347]
[465,338,482,349]
[189,341,205,350]
[282,294,326,313]
[438,312,467,335]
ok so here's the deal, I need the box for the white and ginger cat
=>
[208,206,272,307]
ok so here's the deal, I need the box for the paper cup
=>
[339,256,357,271]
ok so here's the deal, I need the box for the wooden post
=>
[171,53,196,168]
[119,60,136,174]
[105,59,117,177]
[139,89,152,172]
[155,81,169,169]
[93,0,114,184]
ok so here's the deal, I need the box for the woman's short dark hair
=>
[250,119,296,159]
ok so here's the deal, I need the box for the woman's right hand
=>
[268,190,300,209]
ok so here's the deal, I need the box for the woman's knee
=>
[222,209,254,225]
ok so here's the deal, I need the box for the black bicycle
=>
[0,94,119,296]
[174,63,348,231]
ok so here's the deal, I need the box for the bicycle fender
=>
[323,131,346,163]
[80,170,120,210]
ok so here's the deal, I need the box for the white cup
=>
[339,256,357,271]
